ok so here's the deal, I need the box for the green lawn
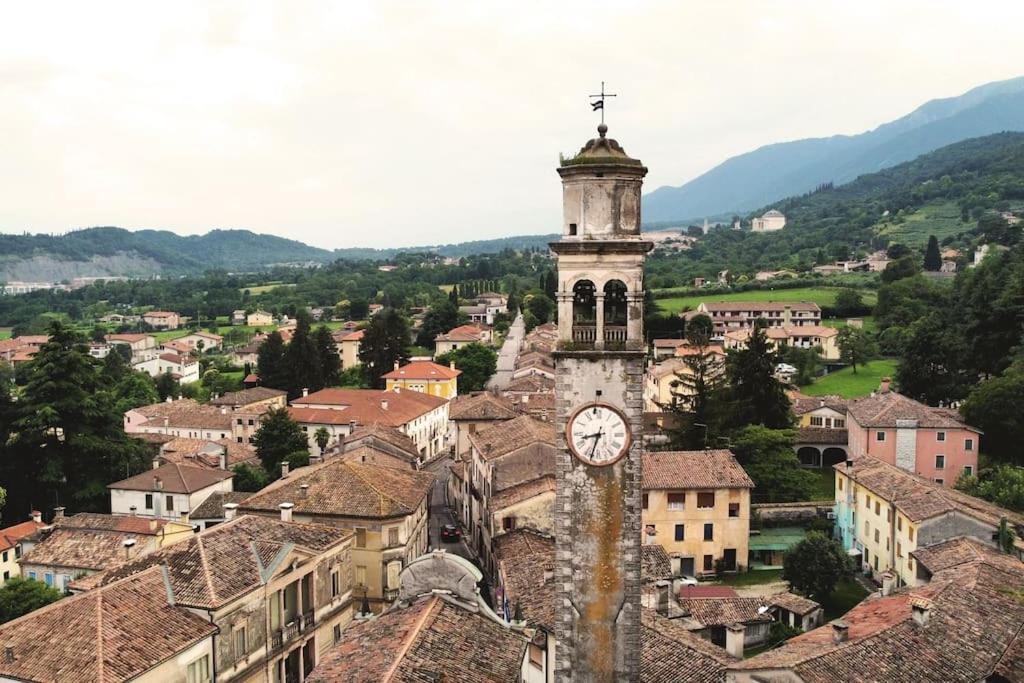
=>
[803,359,898,398]
[808,467,836,501]
[0,327,11,340]
[822,316,878,334]
[151,329,191,343]
[715,568,783,587]
[820,578,869,620]
[239,282,296,294]
[655,287,878,315]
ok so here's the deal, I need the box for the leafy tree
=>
[998,518,1017,553]
[956,466,1024,511]
[923,235,942,271]
[111,372,160,414]
[837,327,878,374]
[780,346,822,386]
[524,291,555,326]
[358,308,411,389]
[782,531,853,600]
[338,366,368,388]
[435,343,498,393]
[0,578,63,623]
[721,322,792,430]
[252,407,308,475]
[896,313,972,405]
[257,331,288,391]
[766,621,802,648]
[415,301,464,348]
[832,288,866,318]
[231,463,269,492]
[880,255,921,283]
[731,426,817,503]
[314,426,330,453]
[886,243,911,259]
[960,366,1024,465]
[2,321,149,515]
[155,371,179,402]
[348,299,370,320]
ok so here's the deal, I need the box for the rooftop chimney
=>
[879,377,892,394]
[299,484,310,498]
[725,623,745,659]
[394,360,400,371]
[154,477,163,491]
[4,647,13,664]
[449,360,456,370]
[53,507,65,520]
[281,461,290,478]
[655,580,671,616]
[303,387,309,397]
[30,510,41,524]
[880,571,895,597]
[218,450,226,470]
[152,458,161,470]
[911,598,932,627]
[279,502,294,523]
[381,399,389,411]
[123,537,137,559]
[845,459,854,470]
[223,502,239,521]
[831,620,849,644]
[129,505,137,517]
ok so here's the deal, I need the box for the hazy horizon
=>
[3,1,1024,248]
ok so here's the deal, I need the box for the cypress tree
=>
[923,235,942,271]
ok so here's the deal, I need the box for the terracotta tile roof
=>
[133,399,234,431]
[77,515,351,609]
[469,415,558,461]
[0,519,45,553]
[240,459,434,520]
[652,338,689,348]
[382,360,461,380]
[144,310,178,318]
[57,513,170,537]
[674,344,726,358]
[680,597,772,627]
[160,340,192,354]
[340,329,364,341]
[795,426,848,445]
[641,610,735,683]
[847,390,976,430]
[158,352,190,364]
[909,536,1024,577]
[642,450,754,490]
[791,394,849,415]
[494,528,556,631]
[504,374,555,393]
[308,595,528,683]
[105,333,152,343]
[677,585,739,599]
[188,491,252,519]
[0,565,216,683]
[343,422,420,458]
[732,559,1024,680]
[21,527,151,572]
[770,592,822,616]
[108,462,233,494]
[490,476,555,510]
[836,455,1024,526]
[640,544,673,581]
[209,386,286,406]
[449,460,466,480]
[291,388,446,427]
[435,324,489,342]
[449,392,518,421]
[216,438,260,467]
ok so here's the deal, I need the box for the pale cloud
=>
[1,0,1023,248]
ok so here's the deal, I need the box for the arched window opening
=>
[603,280,628,326]
[571,280,596,343]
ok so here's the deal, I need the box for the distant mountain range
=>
[0,227,557,282]
[643,75,1024,224]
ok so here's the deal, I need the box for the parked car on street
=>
[441,524,461,542]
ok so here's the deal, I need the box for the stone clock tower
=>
[552,122,651,681]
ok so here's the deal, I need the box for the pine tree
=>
[721,321,792,430]
[313,325,341,389]
[358,309,411,388]
[448,285,459,304]
[283,313,321,399]
[257,331,288,391]
[923,234,942,271]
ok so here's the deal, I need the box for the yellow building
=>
[384,360,460,400]
[0,514,44,585]
[834,455,1024,588]
[338,329,363,370]
[724,325,840,360]
[643,347,726,413]
[642,450,754,578]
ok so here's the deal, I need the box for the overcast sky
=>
[2,1,1023,249]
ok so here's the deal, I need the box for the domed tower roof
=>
[560,124,645,170]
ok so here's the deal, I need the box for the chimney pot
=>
[725,622,746,659]
[154,476,163,491]
[831,620,849,644]
[281,461,290,478]
[129,505,137,517]
[845,459,853,469]
[53,507,65,520]
[152,458,161,470]
[302,387,309,397]
[394,361,400,371]
[911,598,932,627]
[449,360,456,370]
[880,377,892,394]
[30,510,41,524]
[381,399,389,411]
[279,502,294,523]
[223,502,239,521]
[300,484,310,497]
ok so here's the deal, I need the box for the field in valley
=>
[654,286,878,315]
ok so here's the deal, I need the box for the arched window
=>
[604,280,628,326]
[572,280,596,324]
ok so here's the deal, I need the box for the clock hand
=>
[589,429,603,457]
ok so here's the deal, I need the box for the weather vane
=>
[589,81,617,126]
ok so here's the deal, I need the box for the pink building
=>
[846,380,979,487]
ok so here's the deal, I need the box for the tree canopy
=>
[252,407,309,476]
[782,531,854,600]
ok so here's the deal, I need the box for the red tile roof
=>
[641,610,736,682]
[107,462,233,494]
[847,390,976,430]
[291,388,446,427]
[449,392,518,421]
[468,415,558,461]
[0,519,45,552]
[642,450,754,490]
[382,360,461,380]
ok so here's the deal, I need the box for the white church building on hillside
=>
[751,209,786,232]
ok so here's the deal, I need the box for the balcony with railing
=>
[570,326,628,347]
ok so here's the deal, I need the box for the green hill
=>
[645,131,1024,286]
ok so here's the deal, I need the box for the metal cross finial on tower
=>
[589,81,617,133]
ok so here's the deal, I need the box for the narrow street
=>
[487,313,524,390]
[422,452,474,563]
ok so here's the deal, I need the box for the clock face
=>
[566,402,632,466]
